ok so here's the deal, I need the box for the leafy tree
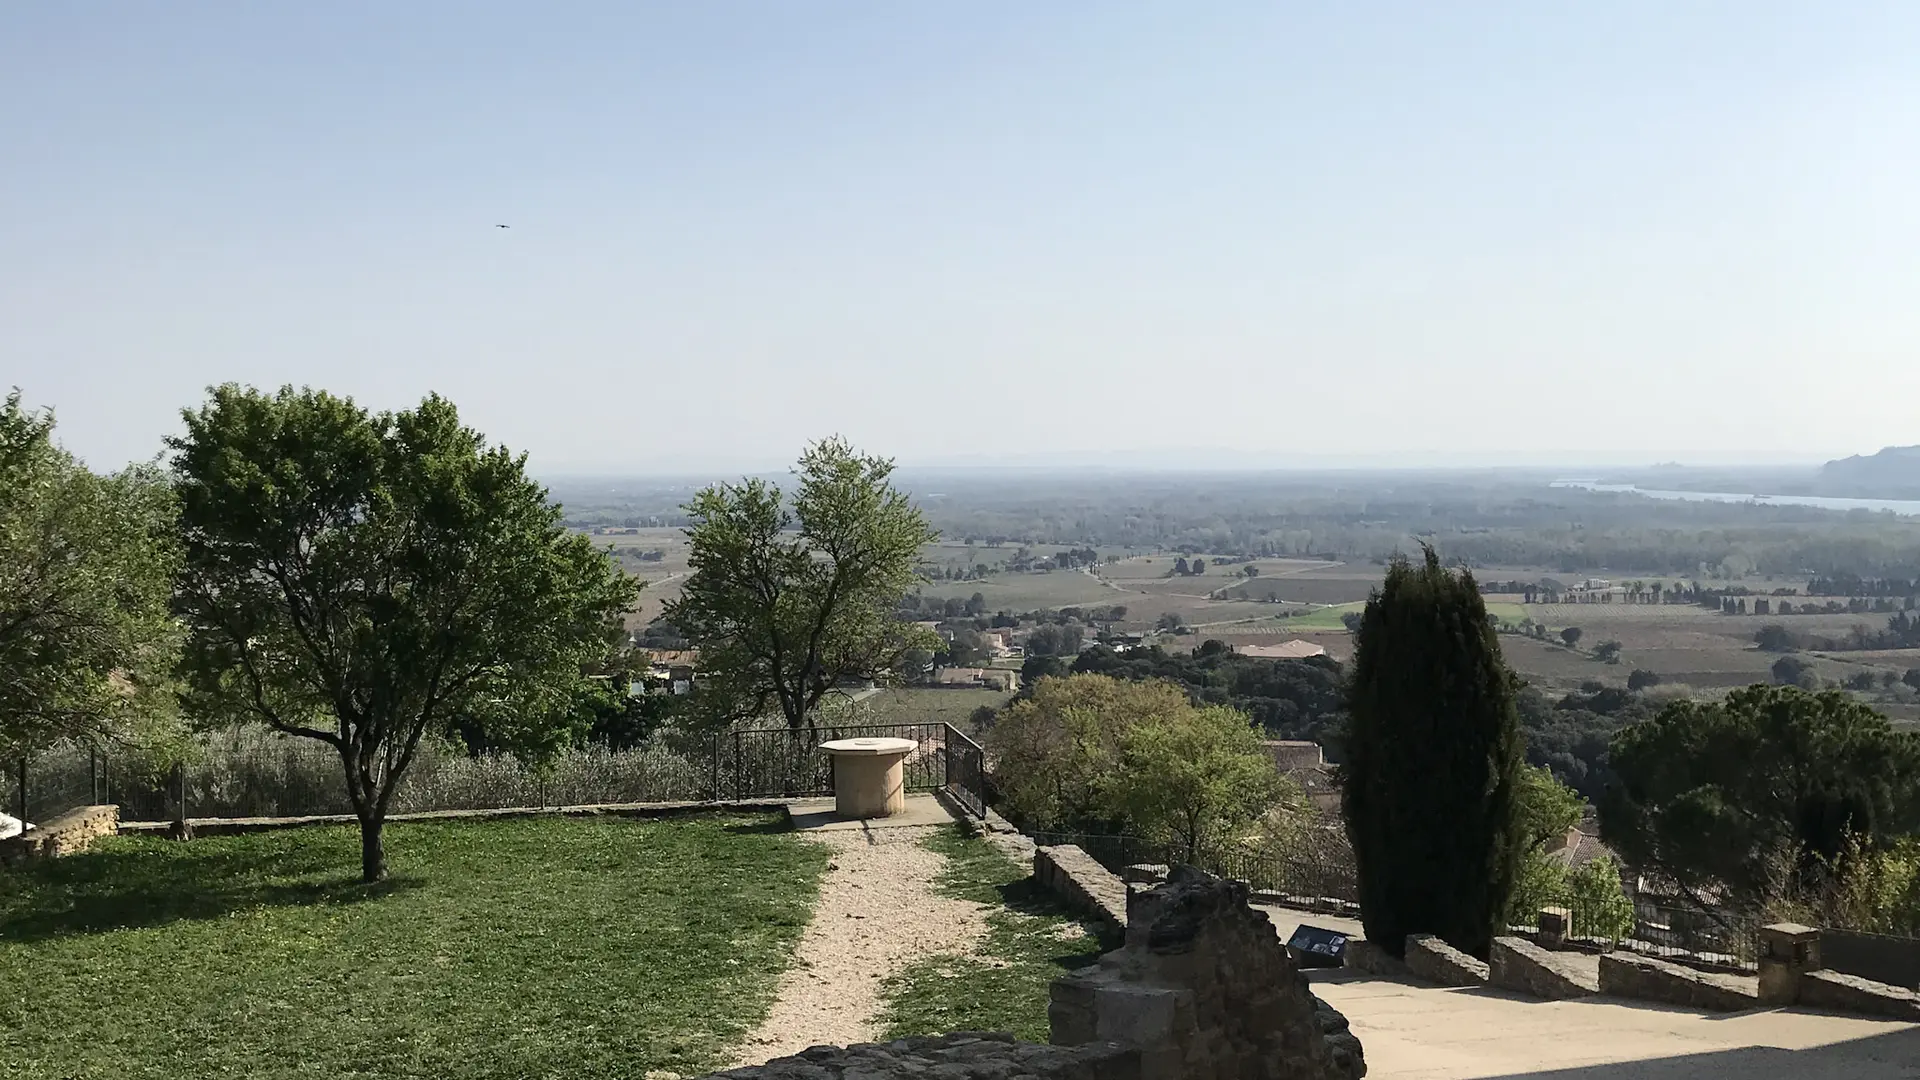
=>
[1600,686,1920,913]
[1560,627,1584,647]
[1344,548,1527,958]
[1102,704,1285,862]
[1907,667,1920,692]
[666,438,937,729]
[899,647,935,682]
[1190,558,1206,575]
[1340,611,1364,633]
[171,386,636,881]
[1515,765,1584,852]
[1626,668,1662,692]
[1566,856,1636,942]
[1772,655,1817,689]
[986,674,1190,832]
[965,591,988,616]
[1019,652,1069,685]
[1754,624,1798,652]
[1245,566,1261,578]
[0,392,183,761]
[1172,557,1190,576]
[1593,640,1623,664]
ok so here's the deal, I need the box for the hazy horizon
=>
[8,3,1918,474]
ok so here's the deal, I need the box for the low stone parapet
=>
[1799,970,1920,1021]
[1597,953,1757,1012]
[696,1031,1141,1080]
[0,804,119,862]
[1034,845,1129,936]
[1490,936,1599,1000]
[1405,934,1489,986]
[1343,939,1409,978]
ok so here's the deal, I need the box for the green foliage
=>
[1566,856,1636,942]
[1343,547,1527,959]
[666,437,938,729]
[0,391,183,758]
[1593,640,1623,664]
[1626,668,1662,692]
[1067,644,1347,743]
[0,814,828,1078]
[170,386,636,880]
[985,674,1287,852]
[987,674,1184,832]
[1515,766,1584,852]
[1104,704,1285,862]
[1560,626,1583,647]
[880,826,1108,1042]
[1771,655,1818,689]
[1601,685,1920,913]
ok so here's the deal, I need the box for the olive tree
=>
[171,386,636,881]
[0,391,182,761]
[666,437,937,729]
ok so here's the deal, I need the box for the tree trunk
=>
[359,814,386,883]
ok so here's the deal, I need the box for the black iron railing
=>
[943,726,987,818]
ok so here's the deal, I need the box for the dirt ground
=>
[730,814,988,1065]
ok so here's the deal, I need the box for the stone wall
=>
[1489,936,1598,999]
[1798,970,1920,1021]
[0,804,119,862]
[1034,844,1129,936]
[1822,929,1920,991]
[1404,935,1488,987]
[1050,867,1365,1079]
[699,1032,1142,1079]
[1597,953,1756,1012]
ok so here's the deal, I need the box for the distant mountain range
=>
[1817,446,1920,498]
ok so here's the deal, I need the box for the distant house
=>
[641,649,700,695]
[1234,639,1327,660]
[932,666,1018,692]
[982,629,1022,659]
[1262,740,1341,813]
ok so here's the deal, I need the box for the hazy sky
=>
[5,3,1917,474]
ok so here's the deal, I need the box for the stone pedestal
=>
[1758,922,1821,1006]
[818,737,916,819]
[1538,906,1571,949]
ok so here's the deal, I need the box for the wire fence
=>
[1506,896,1763,973]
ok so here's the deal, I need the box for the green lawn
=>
[879,826,1110,1042]
[0,814,829,1080]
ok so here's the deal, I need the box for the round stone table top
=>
[817,736,918,756]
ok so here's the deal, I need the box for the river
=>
[1547,481,1920,517]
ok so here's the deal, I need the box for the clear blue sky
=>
[5,3,1916,473]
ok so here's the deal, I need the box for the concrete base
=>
[786,794,958,832]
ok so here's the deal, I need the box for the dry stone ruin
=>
[702,865,1364,1080]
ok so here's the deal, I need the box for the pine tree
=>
[1343,546,1526,958]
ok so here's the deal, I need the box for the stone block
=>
[1050,866,1365,1079]
[1405,934,1490,987]
[1538,906,1571,948]
[1597,953,1758,1012]
[1121,863,1170,885]
[1799,970,1920,1021]
[1343,939,1410,977]
[0,804,118,863]
[1034,845,1129,936]
[1757,922,1820,1005]
[1490,936,1599,1000]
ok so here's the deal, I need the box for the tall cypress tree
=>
[1343,546,1526,958]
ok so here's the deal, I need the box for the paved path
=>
[730,796,985,1066]
[1308,971,1920,1079]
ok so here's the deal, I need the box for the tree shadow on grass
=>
[992,875,1118,969]
[721,816,795,837]
[0,843,425,943]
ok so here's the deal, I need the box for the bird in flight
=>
[495,224,510,229]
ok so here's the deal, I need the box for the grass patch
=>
[879,825,1111,1042]
[0,814,829,1079]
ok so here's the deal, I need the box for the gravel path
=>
[730,824,990,1065]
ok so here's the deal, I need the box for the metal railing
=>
[1506,897,1762,973]
[8,720,993,826]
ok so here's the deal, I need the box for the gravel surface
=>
[729,824,990,1066]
